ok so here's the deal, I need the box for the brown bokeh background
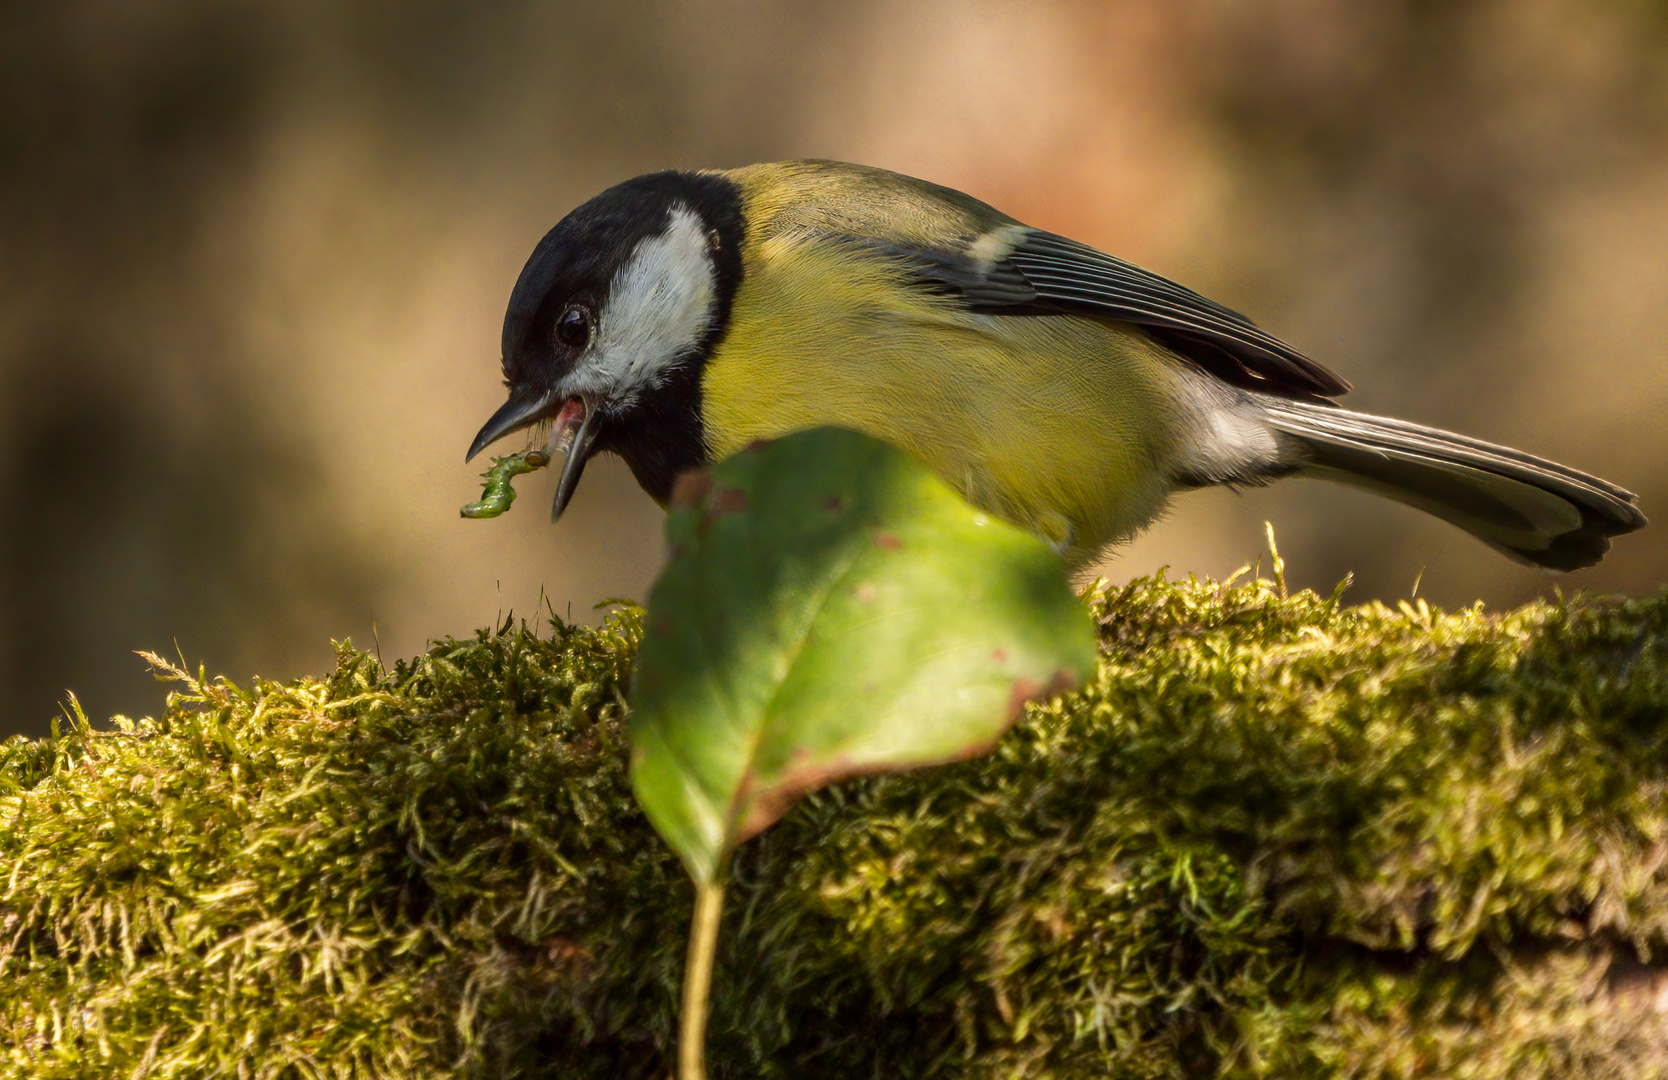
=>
[3,0,1665,738]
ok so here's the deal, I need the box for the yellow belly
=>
[701,240,1192,564]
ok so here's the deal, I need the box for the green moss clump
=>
[3,576,1667,1078]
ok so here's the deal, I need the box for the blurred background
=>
[2,0,1665,737]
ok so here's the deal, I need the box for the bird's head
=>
[467,170,743,519]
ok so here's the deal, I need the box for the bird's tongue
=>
[549,397,587,456]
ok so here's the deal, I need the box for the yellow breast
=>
[701,214,1194,565]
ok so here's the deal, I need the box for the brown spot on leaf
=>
[1006,667,1083,720]
[733,751,864,843]
[992,648,1008,663]
[744,439,774,454]
[696,484,750,535]
[856,583,877,604]
[1046,667,1081,696]
[874,532,902,550]
[825,494,846,514]
[670,470,712,510]
[716,636,1100,851]
[731,720,1033,844]
[1007,678,1043,719]
[712,486,750,515]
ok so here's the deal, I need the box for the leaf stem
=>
[679,877,726,1080]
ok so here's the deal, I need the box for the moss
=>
[2,575,1666,1078]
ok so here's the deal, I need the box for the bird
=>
[466,159,1644,571]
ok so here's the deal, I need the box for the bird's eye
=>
[556,306,592,349]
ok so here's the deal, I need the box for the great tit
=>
[467,159,1644,570]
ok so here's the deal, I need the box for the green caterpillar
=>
[460,449,551,519]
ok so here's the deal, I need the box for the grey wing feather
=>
[998,232,1350,399]
[877,228,1351,401]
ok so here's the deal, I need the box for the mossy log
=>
[3,573,1667,1078]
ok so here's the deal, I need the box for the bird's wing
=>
[877,227,1351,401]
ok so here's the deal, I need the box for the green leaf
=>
[629,427,1098,884]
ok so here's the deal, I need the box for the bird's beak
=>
[466,386,551,463]
[466,389,603,524]
[548,395,601,522]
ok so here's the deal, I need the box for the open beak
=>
[465,389,602,524]
[547,396,601,522]
[466,387,551,463]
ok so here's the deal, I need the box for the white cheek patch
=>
[562,206,715,406]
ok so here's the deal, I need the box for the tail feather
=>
[1259,398,1646,571]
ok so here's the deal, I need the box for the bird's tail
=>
[1259,398,1645,571]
